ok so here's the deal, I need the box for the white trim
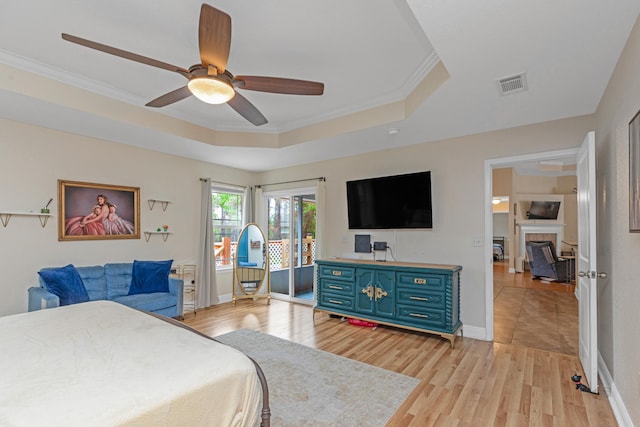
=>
[598,351,633,427]
[461,325,487,341]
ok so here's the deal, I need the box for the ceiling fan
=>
[61,3,324,126]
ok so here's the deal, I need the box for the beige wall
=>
[492,167,513,197]
[0,119,254,316]
[0,113,593,327]
[256,115,594,332]
[593,11,640,425]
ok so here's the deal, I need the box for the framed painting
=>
[58,180,140,241]
[630,110,640,232]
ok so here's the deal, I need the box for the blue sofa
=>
[28,263,184,318]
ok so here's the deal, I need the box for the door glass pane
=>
[267,196,290,296]
[293,195,316,300]
[266,193,316,301]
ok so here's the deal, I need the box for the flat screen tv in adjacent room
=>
[346,171,432,229]
[527,201,561,220]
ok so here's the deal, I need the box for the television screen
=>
[527,201,561,220]
[346,171,432,229]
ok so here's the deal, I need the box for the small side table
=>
[560,256,576,284]
[174,264,196,315]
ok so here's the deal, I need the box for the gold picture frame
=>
[58,180,140,241]
[630,110,640,232]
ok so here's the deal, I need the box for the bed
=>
[493,236,505,261]
[0,300,270,427]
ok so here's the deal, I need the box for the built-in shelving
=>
[147,199,171,211]
[0,211,53,228]
[143,231,171,242]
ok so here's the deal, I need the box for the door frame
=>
[483,147,579,341]
[262,186,317,305]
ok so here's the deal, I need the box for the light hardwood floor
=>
[493,260,579,355]
[182,271,615,426]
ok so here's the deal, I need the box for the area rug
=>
[216,329,419,427]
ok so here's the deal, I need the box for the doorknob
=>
[578,271,608,279]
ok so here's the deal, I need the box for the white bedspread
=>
[0,301,261,426]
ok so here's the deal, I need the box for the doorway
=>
[484,148,579,345]
[492,172,579,354]
[265,189,317,304]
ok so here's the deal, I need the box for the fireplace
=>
[518,223,564,259]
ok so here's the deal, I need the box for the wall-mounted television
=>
[346,171,432,229]
[527,201,561,220]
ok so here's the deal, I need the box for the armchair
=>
[525,241,569,282]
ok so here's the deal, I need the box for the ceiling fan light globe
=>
[188,77,235,104]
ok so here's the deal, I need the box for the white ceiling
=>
[1,1,639,172]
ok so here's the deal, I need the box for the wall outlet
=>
[472,239,482,247]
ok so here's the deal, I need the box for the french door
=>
[265,188,316,304]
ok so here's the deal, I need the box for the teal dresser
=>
[314,258,462,346]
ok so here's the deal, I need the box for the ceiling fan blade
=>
[227,92,267,126]
[198,4,232,74]
[235,76,324,95]
[61,33,190,77]
[145,86,192,107]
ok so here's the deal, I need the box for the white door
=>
[576,131,600,393]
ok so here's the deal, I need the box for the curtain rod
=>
[255,176,325,188]
[199,178,247,188]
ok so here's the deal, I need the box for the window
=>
[211,185,244,269]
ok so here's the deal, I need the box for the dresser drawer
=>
[319,279,355,296]
[397,288,444,309]
[396,272,445,291]
[317,264,356,281]
[318,293,355,311]
[396,305,446,329]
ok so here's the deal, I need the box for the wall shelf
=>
[143,231,172,242]
[147,199,171,211]
[0,211,53,228]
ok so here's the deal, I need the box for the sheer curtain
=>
[242,186,253,224]
[197,179,218,308]
[254,187,264,230]
[315,179,326,260]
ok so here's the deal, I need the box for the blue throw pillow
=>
[128,259,173,295]
[38,264,90,306]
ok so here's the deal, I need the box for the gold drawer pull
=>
[375,287,388,300]
[329,285,343,290]
[328,299,343,305]
[413,278,427,285]
[332,270,342,276]
[409,296,429,302]
[409,313,429,318]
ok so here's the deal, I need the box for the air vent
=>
[497,73,528,96]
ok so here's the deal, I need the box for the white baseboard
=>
[462,325,488,341]
[598,352,634,426]
[198,293,232,309]
[217,293,232,304]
